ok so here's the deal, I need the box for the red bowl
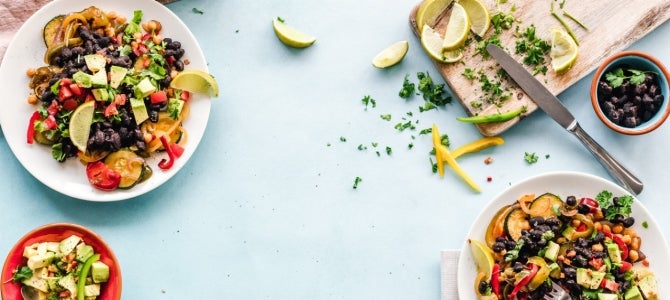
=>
[1,223,121,300]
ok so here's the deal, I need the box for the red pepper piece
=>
[491,264,500,296]
[170,143,184,158]
[47,100,59,116]
[612,235,629,261]
[619,261,633,272]
[589,257,603,270]
[508,263,539,299]
[104,102,118,117]
[114,94,127,106]
[579,197,599,213]
[576,223,587,232]
[600,278,619,292]
[26,111,41,144]
[180,90,191,101]
[158,135,177,170]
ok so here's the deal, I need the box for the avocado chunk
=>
[58,235,81,255]
[85,284,101,297]
[92,88,110,102]
[544,241,560,262]
[26,251,55,270]
[597,293,618,300]
[576,268,605,289]
[130,97,149,125]
[606,241,622,264]
[109,65,128,89]
[638,275,658,300]
[72,71,93,88]
[84,54,106,73]
[90,70,108,88]
[76,244,95,262]
[22,271,49,293]
[58,273,77,295]
[134,77,156,98]
[624,286,643,300]
[91,261,110,283]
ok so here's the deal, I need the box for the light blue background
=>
[1,0,669,298]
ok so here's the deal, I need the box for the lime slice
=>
[442,3,470,51]
[549,27,578,73]
[371,40,409,68]
[272,18,316,48]
[420,25,463,63]
[69,101,95,153]
[170,69,219,97]
[415,0,453,33]
[469,239,495,281]
[458,0,490,37]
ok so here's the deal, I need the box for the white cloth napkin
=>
[441,249,461,300]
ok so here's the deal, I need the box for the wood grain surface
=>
[410,0,670,136]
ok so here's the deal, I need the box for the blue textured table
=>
[1,0,669,298]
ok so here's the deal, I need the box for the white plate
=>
[0,0,211,201]
[457,171,670,299]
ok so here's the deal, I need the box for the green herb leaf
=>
[524,152,538,164]
[192,7,204,14]
[353,176,362,189]
[12,266,32,282]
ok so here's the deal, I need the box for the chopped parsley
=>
[276,16,285,23]
[596,190,634,221]
[394,120,415,132]
[339,136,347,142]
[362,95,376,110]
[417,72,452,108]
[357,144,367,151]
[419,128,432,135]
[385,146,392,155]
[353,177,362,189]
[398,74,415,99]
[524,152,539,164]
[504,239,525,262]
[463,68,476,80]
[12,266,32,282]
[192,7,204,14]
[642,221,649,228]
[514,24,551,75]
[380,114,392,121]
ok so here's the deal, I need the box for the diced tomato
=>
[619,261,633,272]
[150,90,168,104]
[85,93,95,102]
[47,100,60,116]
[114,94,127,105]
[579,197,599,213]
[68,83,83,96]
[59,77,72,86]
[43,115,57,130]
[104,103,118,117]
[86,161,121,191]
[589,257,603,270]
[62,99,79,111]
[180,90,191,101]
[57,84,73,102]
[576,223,587,232]
[600,278,619,292]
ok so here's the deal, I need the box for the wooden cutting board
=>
[410,0,670,136]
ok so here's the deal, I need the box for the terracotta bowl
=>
[590,51,670,135]
[1,223,121,300]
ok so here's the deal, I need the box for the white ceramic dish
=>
[0,0,211,201]
[457,171,670,299]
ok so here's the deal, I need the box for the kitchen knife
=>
[486,44,643,195]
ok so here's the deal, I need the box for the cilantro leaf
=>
[12,266,32,282]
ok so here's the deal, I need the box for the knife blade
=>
[486,44,644,195]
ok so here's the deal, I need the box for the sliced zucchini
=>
[529,193,563,218]
[104,149,145,189]
[43,15,65,48]
[485,204,516,248]
[504,207,529,241]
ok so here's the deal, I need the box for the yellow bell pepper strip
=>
[431,124,481,192]
[456,107,526,124]
[451,136,505,159]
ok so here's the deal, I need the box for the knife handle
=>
[569,123,644,195]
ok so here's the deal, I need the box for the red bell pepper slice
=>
[619,261,633,272]
[600,231,629,261]
[26,111,41,144]
[180,90,191,101]
[158,135,177,170]
[491,264,500,296]
[170,143,184,158]
[508,263,539,299]
[579,197,599,213]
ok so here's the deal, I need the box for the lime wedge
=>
[469,239,495,281]
[421,25,463,63]
[458,0,490,37]
[272,18,316,48]
[170,69,219,97]
[69,101,95,153]
[549,27,578,73]
[416,0,453,32]
[372,40,409,68]
[442,3,470,51]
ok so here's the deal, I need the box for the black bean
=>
[623,217,635,228]
[174,60,184,71]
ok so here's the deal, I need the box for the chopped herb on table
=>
[524,152,539,164]
[398,74,415,99]
[353,176,362,189]
[340,136,347,142]
[596,190,634,221]
[192,7,204,14]
[362,95,376,110]
[380,114,391,121]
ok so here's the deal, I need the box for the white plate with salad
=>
[457,171,670,299]
[0,0,212,201]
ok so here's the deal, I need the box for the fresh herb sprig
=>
[595,190,634,221]
[604,68,654,89]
